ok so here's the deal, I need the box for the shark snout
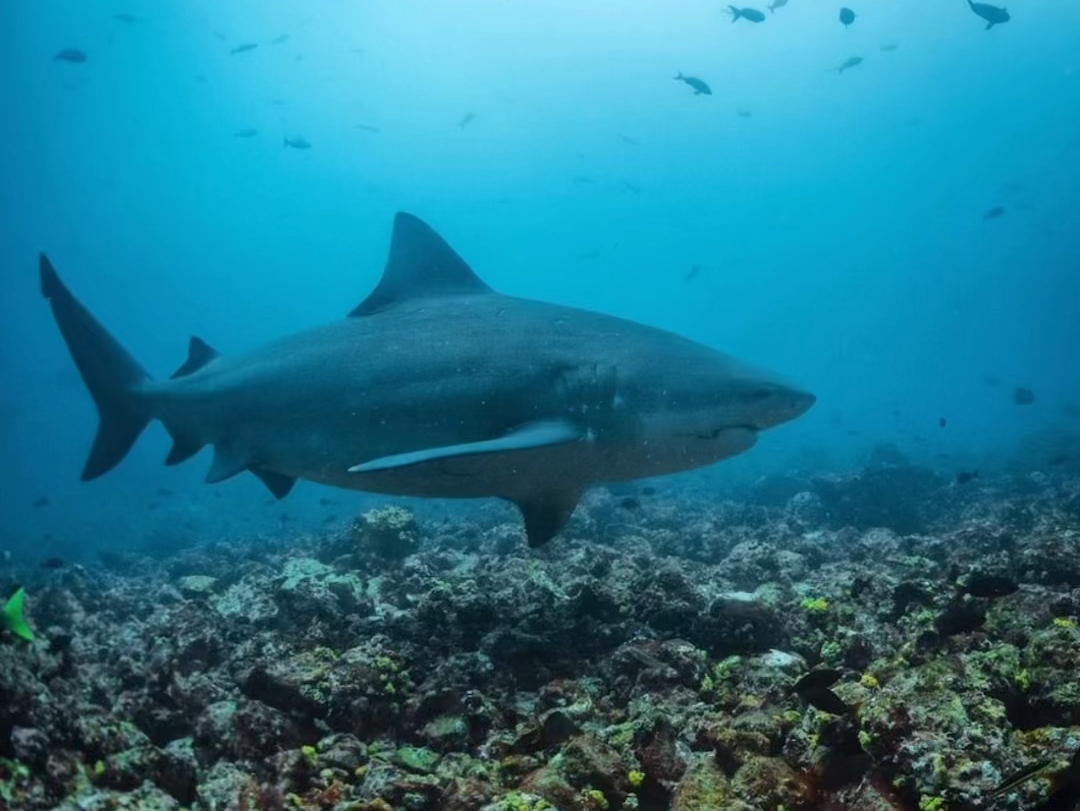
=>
[741,380,816,430]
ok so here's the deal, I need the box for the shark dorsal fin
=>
[349,212,494,317]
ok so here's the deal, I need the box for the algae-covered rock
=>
[354,506,421,559]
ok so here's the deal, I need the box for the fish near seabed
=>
[39,214,814,547]
[967,0,1010,28]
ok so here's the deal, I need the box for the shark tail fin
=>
[40,254,152,480]
[2,587,34,642]
[729,5,741,20]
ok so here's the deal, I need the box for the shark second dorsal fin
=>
[349,212,495,317]
[171,336,220,379]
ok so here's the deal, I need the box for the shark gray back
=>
[40,213,814,546]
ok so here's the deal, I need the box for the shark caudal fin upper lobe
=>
[39,254,152,480]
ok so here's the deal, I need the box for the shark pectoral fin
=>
[205,446,250,484]
[165,434,204,466]
[171,336,220,379]
[251,468,296,499]
[348,419,583,474]
[512,488,583,547]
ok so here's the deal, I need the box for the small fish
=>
[1013,387,1036,405]
[839,7,856,26]
[991,758,1057,797]
[674,72,712,95]
[793,669,843,693]
[1,587,34,642]
[794,681,850,715]
[939,417,947,428]
[619,134,640,146]
[54,48,87,63]
[728,5,767,22]
[234,128,259,138]
[157,488,174,496]
[684,264,701,282]
[880,42,899,51]
[230,43,259,55]
[112,13,138,23]
[458,112,476,128]
[271,34,290,45]
[960,573,1018,598]
[619,179,641,194]
[284,137,311,149]
[620,497,641,511]
[984,206,1005,220]
[40,556,66,570]
[955,470,979,484]
[967,0,1010,29]
[319,497,337,506]
[837,56,864,73]
[736,109,753,118]
[1050,454,1068,466]
[355,124,381,133]
[32,496,50,508]
[641,487,656,496]
[767,0,788,12]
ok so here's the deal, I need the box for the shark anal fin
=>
[171,336,220,379]
[513,489,583,547]
[252,468,296,499]
[348,419,582,474]
[349,212,495,317]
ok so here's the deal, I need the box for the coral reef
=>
[2,470,1080,810]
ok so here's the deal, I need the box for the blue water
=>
[2,0,1078,559]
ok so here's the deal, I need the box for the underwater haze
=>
[2,0,1079,552]
[9,3,1080,811]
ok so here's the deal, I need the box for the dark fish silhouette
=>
[960,573,1018,598]
[113,13,138,24]
[767,0,789,12]
[1013,387,1036,405]
[674,73,712,95]
[54,48,87,63]
[355,124,381,133]
[728,5,767,22]
[458,113,476,128]
[967,0,1010,29]
[32,496,50,508]
[684,264,701,282]
[234,128,259,138]
[793,670,850,715]
[837,56,864,73]
[839,7,856,26]
[271,34,290,45]
[620,497,641,510]
[284,137,311,149]
[984,206,1006,220]
[230,43,259,55]
[939,417,947,428]
[955,470,979,484]
[40,556,66,570]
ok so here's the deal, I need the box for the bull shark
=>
[40,213,814,546]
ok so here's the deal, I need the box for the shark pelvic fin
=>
[347,419,582,474]
[513,489,583,547]
[251,468,296,499]
[205,446,250,484]
[349,212,495,317]
[171,336,220,379]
